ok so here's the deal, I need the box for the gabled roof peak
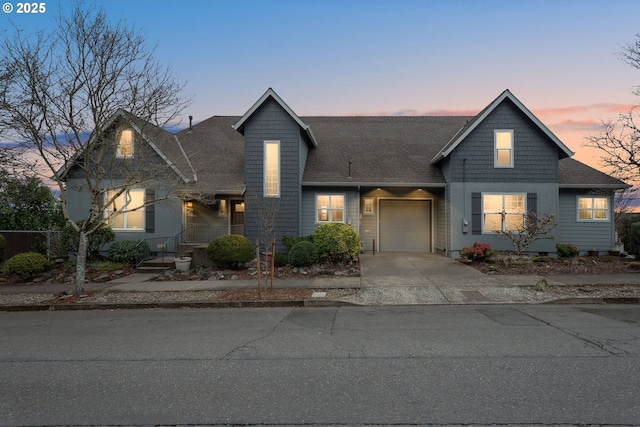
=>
[431,89,574,164]
[232,88,318,147]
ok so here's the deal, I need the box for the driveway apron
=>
[347,252,552,305]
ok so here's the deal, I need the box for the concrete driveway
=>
[347,252,553,305]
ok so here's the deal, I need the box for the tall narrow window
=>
[494,130,513,167]
[264,141,280,197]
[105,189,144,230]
[117,129,134,158]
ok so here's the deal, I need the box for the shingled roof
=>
[175,116,245,195]
[559,158,629,189]
[301,116,470,186]
[170,114,627,193]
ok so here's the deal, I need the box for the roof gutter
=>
[302,181,446,188]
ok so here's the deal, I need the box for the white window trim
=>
[315,193,346,224]
[576,196,610,222]
[481,192,526,233]
[104,188,145,231]
[116,129,134,158]
[494,129,514,168]
[363,197,374,215]
[263,140,280,197]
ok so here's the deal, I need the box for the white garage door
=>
[379,200,431,252]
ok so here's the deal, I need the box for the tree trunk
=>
[75,231,88,296]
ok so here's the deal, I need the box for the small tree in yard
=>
[0,4,189,295]
[494,212,558,256]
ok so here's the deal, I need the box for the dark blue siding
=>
[449,100,559,183]
[242,98,305,251]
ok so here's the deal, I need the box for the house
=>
[64,88,629,258]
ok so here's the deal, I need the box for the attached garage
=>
[379,199,432,252]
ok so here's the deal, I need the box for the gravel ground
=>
[0,288,360,306]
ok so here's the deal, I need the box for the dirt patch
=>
[467,255,638,276]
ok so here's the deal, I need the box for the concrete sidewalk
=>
[1,252,640,308]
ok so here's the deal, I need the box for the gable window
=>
[494,130,513,168]
[578,197,609,221]
[316,194,344,223]
[116,129,134,158]
[264,141,280,197]
[482,193,525,232]
[105,189,144,230]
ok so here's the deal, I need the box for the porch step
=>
[136,257,175,274]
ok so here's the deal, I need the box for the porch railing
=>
[180,224,244,243]
[135,224,244,265]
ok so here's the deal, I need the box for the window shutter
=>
[471,192,481,234]
[527,193,537,225]
[145,189,155,233]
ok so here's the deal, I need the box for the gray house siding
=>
[558,190,616,254]
[448,100,559,183]
[300,186,360,239]
[242,98,304,251]
[65,178,183,251]
[448,182,559,257]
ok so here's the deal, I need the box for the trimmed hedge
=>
[2,252,51,276]
[206,234,254,268]
[288,241,319,267]
[313,223,360,263]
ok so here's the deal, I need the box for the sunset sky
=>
[4,0,640,174]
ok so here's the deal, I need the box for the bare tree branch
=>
[0,3,190,294]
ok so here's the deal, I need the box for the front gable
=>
[445,98,566,183]
[431,90,575,184]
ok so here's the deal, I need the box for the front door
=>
[231,200,245,235]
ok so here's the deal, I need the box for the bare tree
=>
[584,33,640,183]
[584,109,640,183]
[494,212,558,256]
[0,4,189,294]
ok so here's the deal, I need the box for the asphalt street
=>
[1,305,639,426]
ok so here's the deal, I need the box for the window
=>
[105,189,144,230]
[494,130,513,167]
[316,194,345,223]
[264,141,280,197]
[116,129,134,158]
[578,197,609,221]
[482,193,525,232]
[363,197,374,215]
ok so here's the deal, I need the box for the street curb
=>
[0,298,358,312]
[1,296,639,312]
[544,296,640,304]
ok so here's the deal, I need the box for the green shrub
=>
[313,223,360,263]
[273,252,288,267]
[61,220,115,260]
[108,240,150,265]
[630,222,640,257]
[30,236,47,255]
[556,242,578,258]
[206,234,254,268]
[2,252,51,276]
[0,234,5,262]
[460,242,493,261]
[282,235,314,253]
[288,241,319,267]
